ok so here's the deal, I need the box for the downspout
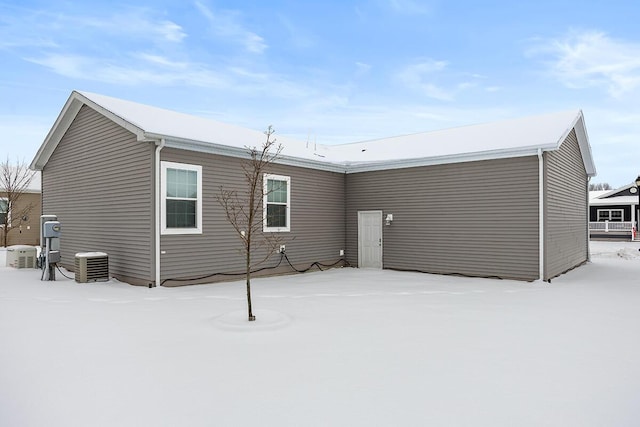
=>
[155,138,165,287]
[586,177,591,262]
[538,148,545,281]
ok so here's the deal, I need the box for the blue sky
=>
[1,0,639,187]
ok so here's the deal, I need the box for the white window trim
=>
[161,161,203,235]
[0,197,8,228]
[597,208,623,222]
[263,174,291,232]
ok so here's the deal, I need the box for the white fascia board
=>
[30,97,83,170]
[156,133,561,175]
[572,113,597,177]
[344,145,552,174]
[151,133,348,173]
[590,197,638,206]
[276,155,347,173]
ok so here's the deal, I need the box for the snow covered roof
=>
[589,190,609,201]
[1,168,40,193]
[598,183,638,199]
[589,184,639,206]
[30,90,596,176]
[338,110,595,174]
[25,170,40,192]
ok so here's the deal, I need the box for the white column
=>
[632,202,636,239]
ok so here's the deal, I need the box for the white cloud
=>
[25,53,229,87]
[530,30,640,98]
[157,20,187,43]
[0,6,186,48]
[396,60,455,101]
[23,52,318,101]
[355,62,372,76]
[137,53,189,69]
[194,1,267,54]
[77,14,187,43]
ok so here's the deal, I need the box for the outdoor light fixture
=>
[385,213,394,226]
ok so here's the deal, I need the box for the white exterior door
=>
[358,211,383,268]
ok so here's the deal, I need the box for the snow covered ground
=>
[1,241,639,426]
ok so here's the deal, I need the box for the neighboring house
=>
[0,171,41,247]
[30,91,596,286]
[589,184,640,240]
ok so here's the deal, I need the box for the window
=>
[161,161,202,234]
[597,209,623,222]
[263,174,290,232]
[0,198,7,226]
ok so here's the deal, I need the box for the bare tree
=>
[0,158,36,247]
[216,126,285,321]
[589,182,613,191]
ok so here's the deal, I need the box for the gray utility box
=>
[6,245,37,269]
[43,221,61,238]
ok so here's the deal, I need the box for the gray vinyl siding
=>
[345,156,540,281]
[42,105,155,285]
[159,148,345,284]
[544,129,588,280]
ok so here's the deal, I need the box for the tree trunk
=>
[246,238,255,321]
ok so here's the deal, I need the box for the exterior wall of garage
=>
[543,129,589,280]
[345,156,540,281]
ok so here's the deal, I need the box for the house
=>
[1,171,41,247]
[589,184,640,240]
[30,91,596,286]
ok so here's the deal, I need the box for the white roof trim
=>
[598,183,637,199]
[155,134,348,173]
[344,145,553,173]
[571,113,596,177]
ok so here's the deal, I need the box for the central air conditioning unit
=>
[75,252,109,283]
[6,245,37,269]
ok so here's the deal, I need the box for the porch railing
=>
[589,221,634,233]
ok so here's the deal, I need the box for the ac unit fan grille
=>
[75,253,109,283]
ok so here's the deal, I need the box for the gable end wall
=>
[544,129,588,280]
[42,105,155,285]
